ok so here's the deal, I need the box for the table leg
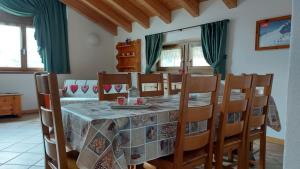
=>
[128,165,136,169]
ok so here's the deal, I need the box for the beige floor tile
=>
[2,143,38,153]
[0,164,30,169]
[0,152,21,163]
[20,136,43,144]
[26,144,44,154]
[6,153,42,165]
[0,142,14,150]
[33,159,44,167]
[28,166,44,169]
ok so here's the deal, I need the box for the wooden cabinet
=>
[0,94,22,116]
[116,39,141,72]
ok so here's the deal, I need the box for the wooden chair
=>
[34,73,78,169]
[144,74,221,169]
[167,73,182,95]
[137,73,164,97]
[245,74,273,169]
[214,74,254,169]
[98,72,132,100]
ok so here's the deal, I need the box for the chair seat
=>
[147,149,208,169]
[249,129,264,140]
[214,136,242,153]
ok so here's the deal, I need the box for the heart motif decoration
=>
[104,84,112,93]
[62,86,67,94]
[114,84,122,93]
[93,85,98,94]
[70,84,78,94]
[81,85,89,93]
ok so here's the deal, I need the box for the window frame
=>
[187,41,212,74]
[157,44,184,72]
[0,12,43,73]
[157,40,213,74]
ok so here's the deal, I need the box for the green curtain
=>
[0,0,70,74]
[201,20,229,79]
[145,33,164,73]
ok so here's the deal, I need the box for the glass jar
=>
[127,86,140,105]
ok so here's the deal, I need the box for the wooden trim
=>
[177,0,199,17]
[0,68,43,74]
[255,15,291,51]
[61,0,118,35]
[266,136,284,145]
[223,0,238,9]
[139,0,172,24]
[22,109,39,114]
[82,0,132,32]
[106,0,150,29]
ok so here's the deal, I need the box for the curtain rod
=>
[147,19,229,36]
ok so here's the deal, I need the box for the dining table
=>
[61,93,281,169]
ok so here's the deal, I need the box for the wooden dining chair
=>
[214,74,254,169]
[34,73,78,169]
[144,74,221,169]
[245,74,273,169]
[137,73,164,97]
[98,72,132,100]
[167,73,182,95]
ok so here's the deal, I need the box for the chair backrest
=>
[62,80,98,98]
[167,73,182,95]
[249,74,273,129]
[174,74,220,168]
[34,73,68,169]
[98,72,132,100]
[137,73,164,97]
[218,74,254,140]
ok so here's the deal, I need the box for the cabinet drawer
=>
[0,96,13,103]
[0,105,14,115]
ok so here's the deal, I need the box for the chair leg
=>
[128,165,136,169]
[237,145,246,169]
[259,134,266,169]
[215,150,223,169]
[143,162,156,169]
[227,151,234,162]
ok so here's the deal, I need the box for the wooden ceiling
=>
[61,0,237,35]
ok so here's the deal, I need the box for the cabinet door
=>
[0,96,13,115]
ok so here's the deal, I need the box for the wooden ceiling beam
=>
[81,0,132,32]
[60,0,117,35]
[105,0,150,29]
[139,0,172,24]
[223,0,238,9]
[177,0,200,17]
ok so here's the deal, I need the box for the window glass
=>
[191,45,209,67]
[0,25,21,67]
[26,27,43,68]
[160,48,181,67]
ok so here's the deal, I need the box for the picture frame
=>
[255,15,291,51]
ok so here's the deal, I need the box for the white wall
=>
[0,7,115,111]
[115,0,291,139]
[284,0,300,168]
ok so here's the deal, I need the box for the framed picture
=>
[255,15,291,50]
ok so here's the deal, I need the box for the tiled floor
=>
[0,114,284,169]
[0,114,44,169]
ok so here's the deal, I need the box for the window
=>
[0,12,43,72]
[160,46,182,68]
[157,41,212,74]
[190,44,209,67]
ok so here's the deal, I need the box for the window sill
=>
[0,70,44,74]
